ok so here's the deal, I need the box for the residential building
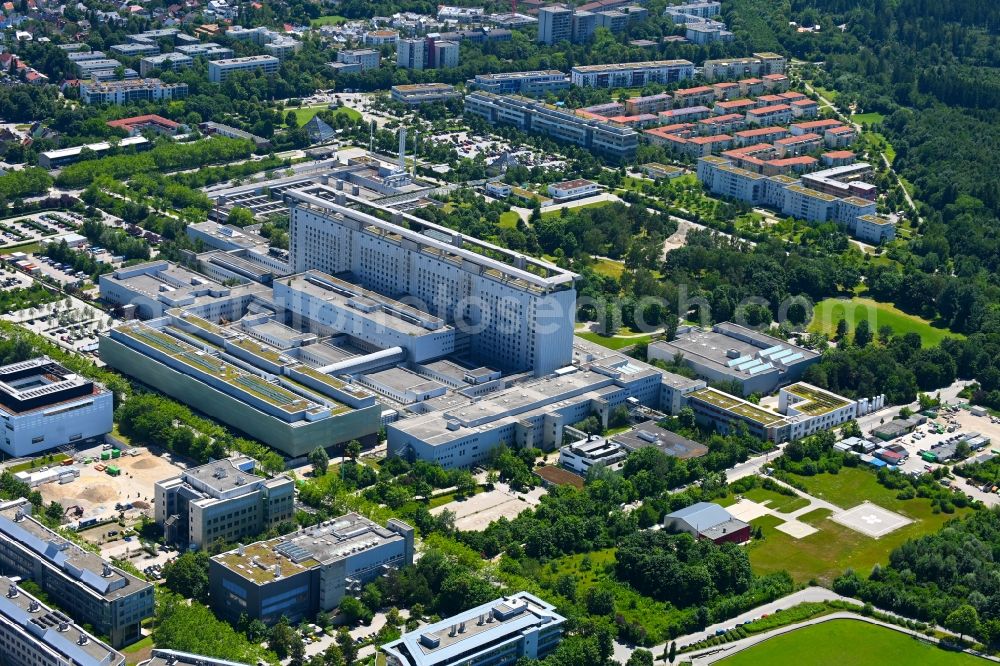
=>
[396,38,426,70]
[570,60,694,88]
[263,36,301,60]
[468,70,569,95]
[107,114,182,136]
[110,42,159,57]
[538,5,572,45]
[572,10,597,42]
[625,93,672,115]
[685,22,734,44]
[336,49,380,72]
[774,132,822,157]
[648,322,820,396]
[465,91,639,160]
[287,184,577,375]
[672,85,715,108]
[175,42,234,59]
[154,455,294,550]
[431,40,459,69]
[702,57,762,81]
[207,55,280,83]
[139,52,193,76]
[390,83,461,105]
[365,29,399,46]
[0,576,125,666]
[39,135,149,169]
[745,103,792,126]
[0,499,155,648]
[0,357,113,457]
[79,79,187,105]
[209,514,414,623]
[382,593,565,666]
[663,502,750,544]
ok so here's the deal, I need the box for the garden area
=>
[809,297,960,347]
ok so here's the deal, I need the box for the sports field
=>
[809,297,958,346]
[718,619,985,665]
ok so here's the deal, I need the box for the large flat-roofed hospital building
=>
[155,455,295,550]
[381,592,565,666]
[209,514,413,624]
[0,499,154,648]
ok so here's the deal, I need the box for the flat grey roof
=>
[365,367,445,393]
[181,456,264,494]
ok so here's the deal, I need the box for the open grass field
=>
[746,468,970,585]
[498,210,520,229]
[293,104,361,127]
[575,331,653,350]
[310,14,348,25]
[718,619,984,666]
[809,297,959,347]
[540,200,611,218]
[591,257,625,279]
[812,85,840,102]
[852,112,886,126]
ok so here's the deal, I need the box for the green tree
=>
[336,628,357,666]
[228,206,255,227]
[269,618,299,659]
[44,501,64,524]
[163,551,210,604]
[585,586,615,615]
[626,649,653,666]
[345,439,362,461]
[836,318,849,339]
[338,596,368,626]
[667,641,677,664]
[309,446,330,476]
[854,319,873,347]
[945,604,980,640]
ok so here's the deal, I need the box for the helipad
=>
[830,501,912,538]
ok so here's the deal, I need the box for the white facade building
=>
[570,60,694,88]
[0,357,113,458]
[207,55,280,83]
[287,186,578,375]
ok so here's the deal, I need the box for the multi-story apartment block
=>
[696,156,895,243]
[390,83,461,105]
[0,576,125,666]
[703,57,760,81]
[175,42,234,59]
[336,49,381,72]
[538,5,573,44]
[673,85,716,108]
[625,93,672,115]
[207,55,280,83]
[774,132,822,157]
[0,499,154,648]
[0,357,113,457]
[155,455,295,550]
[365,29,400,46]
[571,60,694,88]
[468,70,569,95]
[79,79,188,105]
[396,38,426,70]
[745,103,792,126]
[263,36,301,60]
[571,10,597,42]
[139,52,194,76]
[209,514,414,623]
[465,91,639,161]
[382,593,565,666]
[697,113,745,136]
[110,42,160,57]
[287,184,578,375]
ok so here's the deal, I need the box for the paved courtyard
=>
[830,501,912,538]
[431,485,543,531]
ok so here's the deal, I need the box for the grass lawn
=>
[310,14,348,25]
[718,619,983,665]
[498,210,520,229]
[8,453,70,473]
[852,112,885,126]
[575,331,653,350]
[740,487,810,513]
[292,104,361,127]
[869,132,896,163]
[812,85,839,102]
[809,297,960,347]
[540,200,611,218]
[591,257,625,279]
[746,467,970,585]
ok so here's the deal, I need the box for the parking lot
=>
[0,211,82,248]
[874,406,1000,507]
[0,267,33,290]
[4,293,119,356]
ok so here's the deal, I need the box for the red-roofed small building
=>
[790,118,843,136]
[775,132,823,157]
[711,81,741,100]
[672,85,715,108]
[821,150,855,167]
[606,114,659,128]
[738,77,764,96]
[762,73,789,91]
[697,113,745,136]
[106,114,182,136]
[824,125,857,148]
[713,98,756,115]
[762,156,817,176]
[745,103,792,127]
[733,126,790,147]
[791,98,819,118]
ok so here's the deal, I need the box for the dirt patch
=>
[79,486,117,503]
[131,458,160,470]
